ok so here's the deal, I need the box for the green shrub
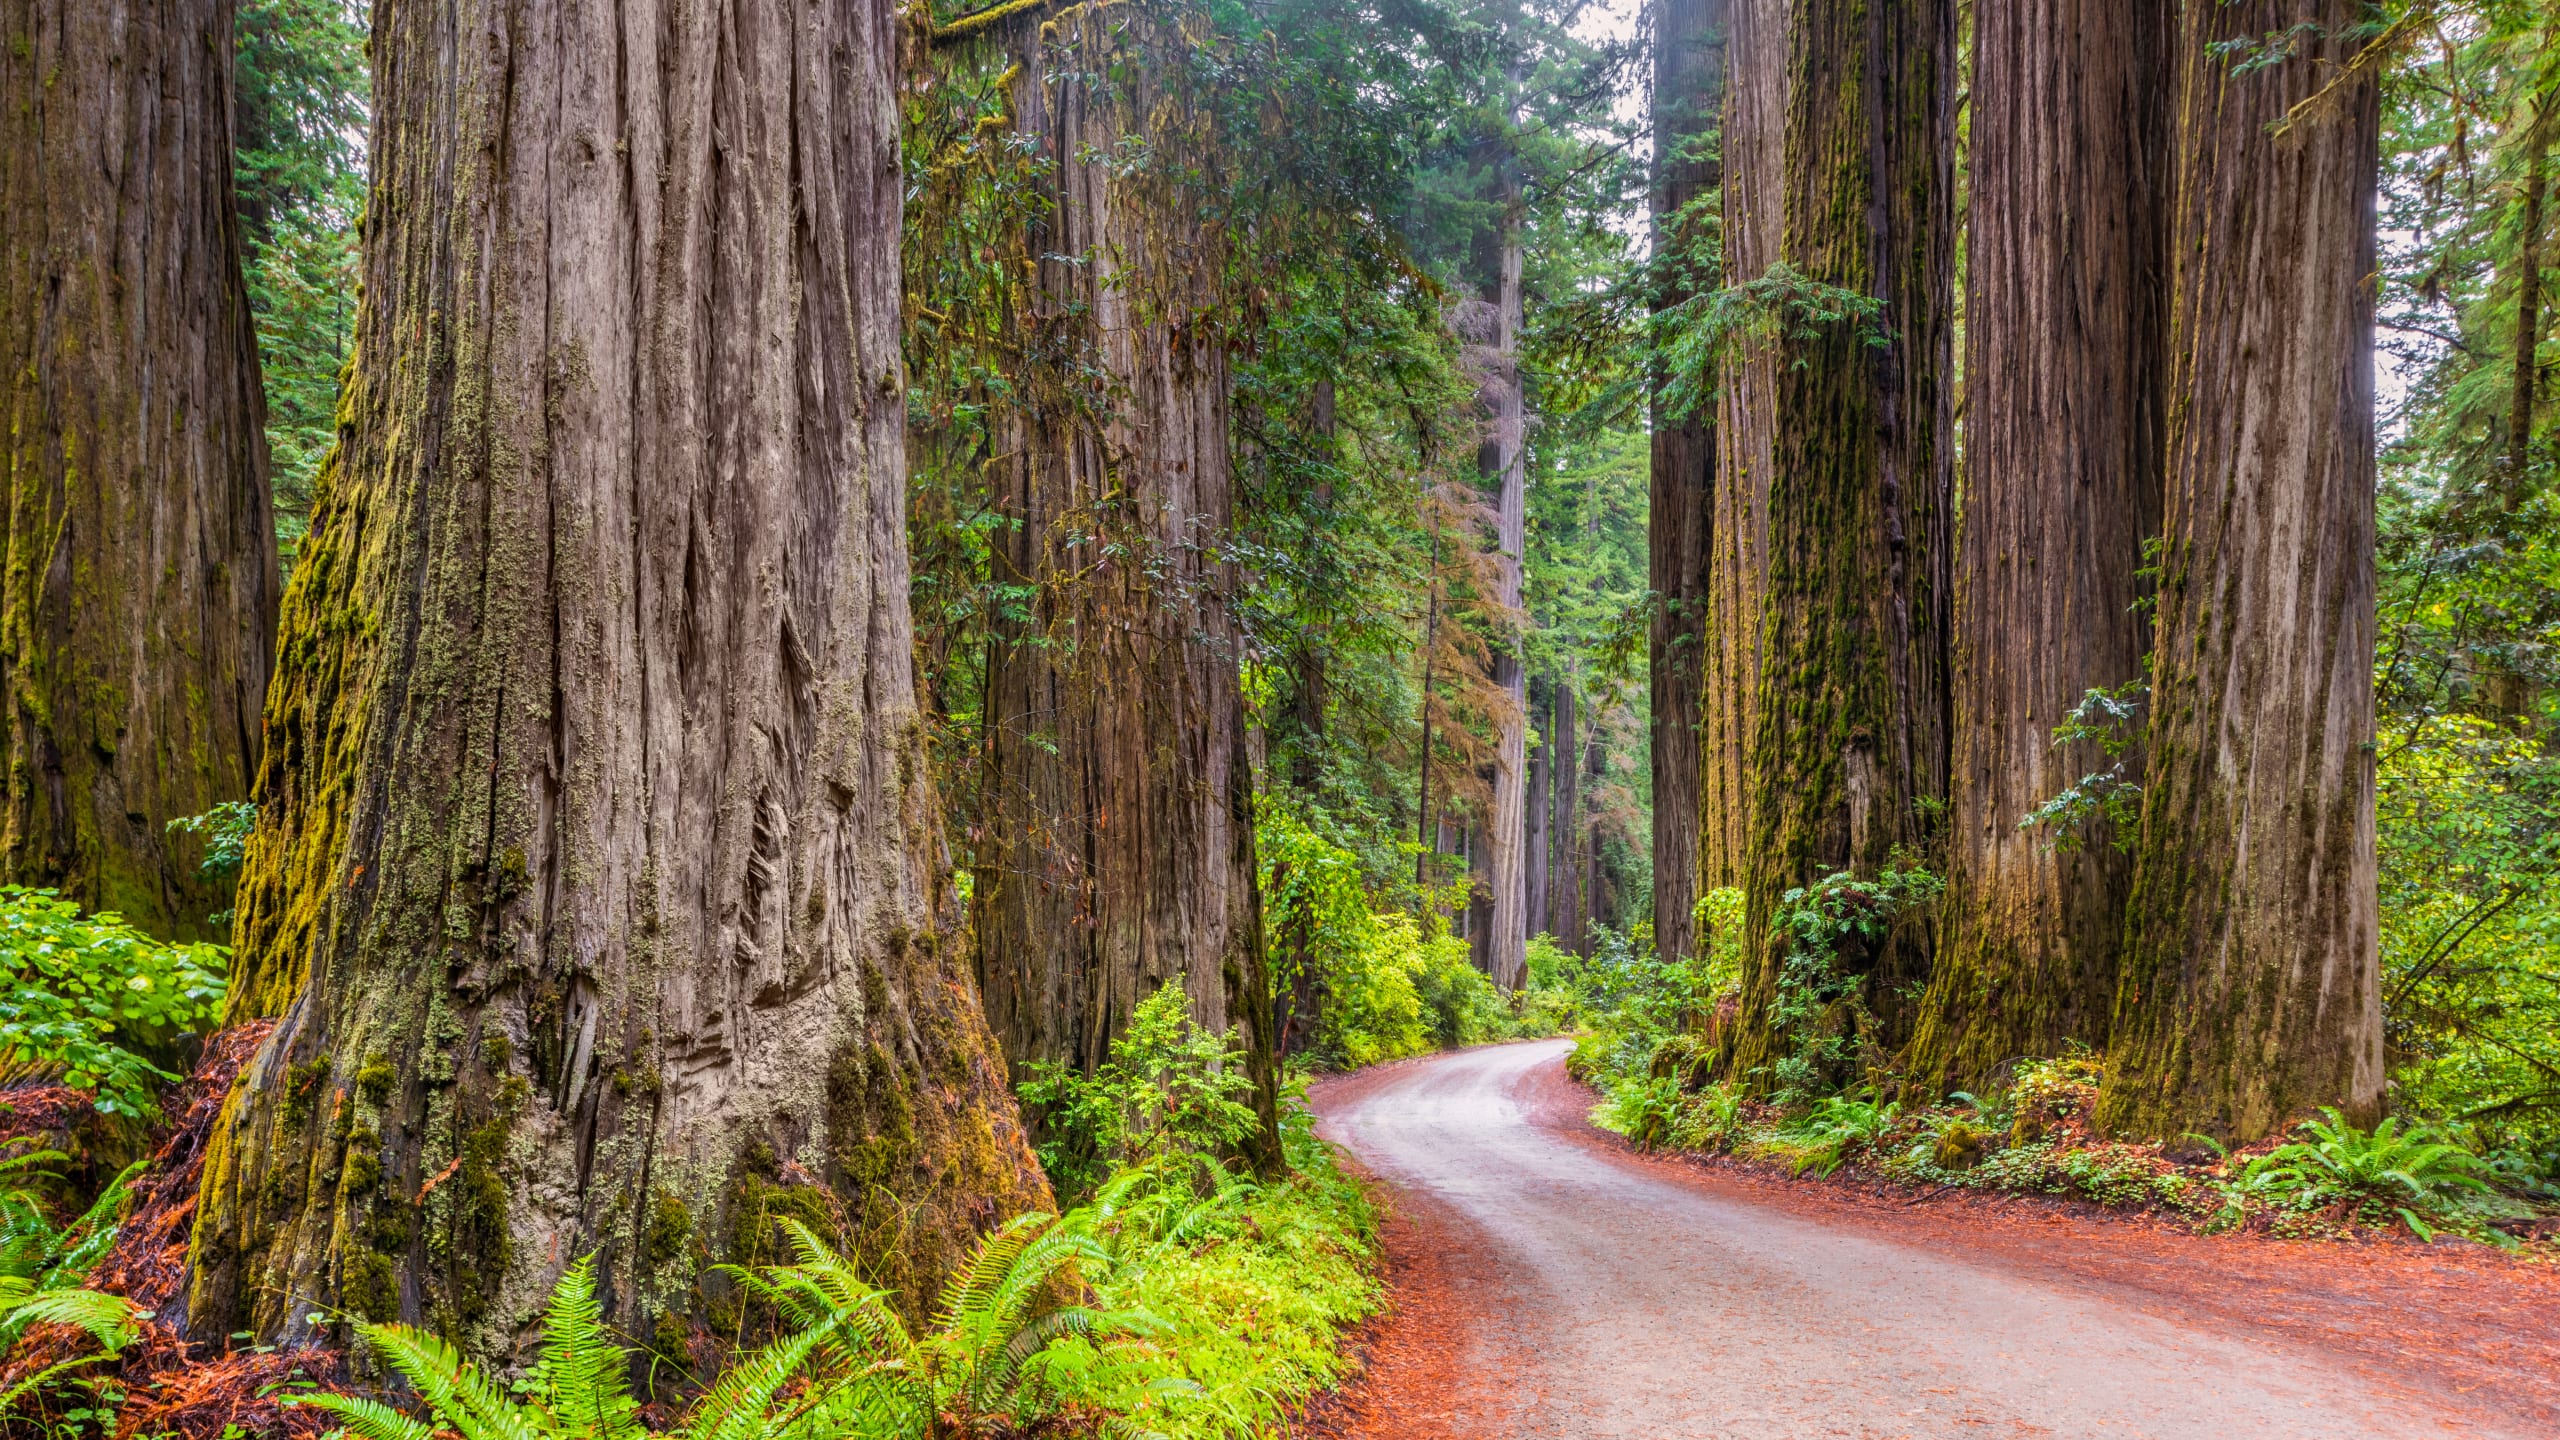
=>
[0,1143,147,1418]
[1754,1094,1901,1177]
[0,888,227,1118]
[2239,1109,2496,1228]
[1019,984,1263,1202]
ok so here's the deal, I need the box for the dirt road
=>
[1312,1038,2558,1439]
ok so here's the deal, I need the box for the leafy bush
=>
[1019,983,1263,1202]
[0,1144,146,1417]
[295,1094,1379,1440]
[1754,1094,1900,1178]
[2239,1109,2496,1225]
[0,889,227,1117]
[1055,1108,1379,1439]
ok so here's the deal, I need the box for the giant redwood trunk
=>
[1724,0,1953,1082]
[0,0,278,938]
[1902,0,2167,1093]
[2096,0,2383,1142]
[1700,0,1783,898]
[188,0,1046,1351]
[1649,0,1727,966]
[969,7,1280,1163]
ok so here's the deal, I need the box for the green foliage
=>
[1052,1112,1380,1440]
[0,1146,146,1419]
[294,1097,1379,1440]
[1018,985,1263,1203]
[1754,1094,1900,1179]
[0,889,227,1118]
[1763,867,1941,1102]
[166,801,258,928]
[2016,683,2149,853]
[2239,1109,2497,1219]
[234,0,367,557]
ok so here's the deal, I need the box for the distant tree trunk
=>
[970,7,1280,1163]
[1903,0,2168,1094]
[1481,85,1532,991]
[189,0,1047,1352]
[1701,0,1784,895]
[2509,90,2550,501]
[1650,0,1729,966]
[1725,0,1954,1082]
[1553,684,1583,953]
[0,0,278,938]
[2096,0,2383,1142]
[1526,675,1551,939]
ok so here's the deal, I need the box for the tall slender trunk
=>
[190,0,1045,1351]
[1481,40,1532,989]
[1725,0,1955,1083]
[2509,89,2550,501]
[1904,0,2168,1093]
[1650,0,1730,966]
[1527,675,1551,939]
[1553,683,1582,953]
[2097,0,2383,1142]
[971,7,1278,1164]
[0,0,278,938]
[1702,0,1785,895]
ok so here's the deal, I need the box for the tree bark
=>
[0,0,279,938]
[1526,674,1550,939]
[1902,0,2168,1093]
[1480,45,1531,988]
[189,0,1046,1351]
[969,6,1280,1163]
[2096,0,2383,1142]
[1650,0,1728,966]
[1725,0,1954,1081]
[1701,0,1783,896]
[1553,682,1582,953]
[2509,88,2550,501]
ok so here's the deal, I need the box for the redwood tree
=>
[1700,0,1783,897]
[2097,0,2384,1141]
[1724,0,1954,1082]
[0,0,278,937]
[189,0,1046,1351]
[1649,0,1728,966]
[968,7,1280,1160]
[1903,0,2168,1091]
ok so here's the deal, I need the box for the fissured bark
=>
[191,0,1045,1353]
[0,0,278,938]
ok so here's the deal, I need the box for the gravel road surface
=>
[1314,1038,2548,1440]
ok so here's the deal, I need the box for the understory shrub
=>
[0,889,226,1118]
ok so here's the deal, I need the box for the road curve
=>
[1316,1038,2537,1440]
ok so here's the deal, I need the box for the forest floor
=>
[1303,1039,2560,1439]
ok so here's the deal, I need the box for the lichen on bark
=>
[1715,0,1956,1090]
[186,0,1047,1356]
[2094,0,2384,1143]
[0,0,279,939]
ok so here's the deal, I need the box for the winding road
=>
[1313,1038,2557,1440]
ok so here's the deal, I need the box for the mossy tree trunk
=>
[1902,0,2168,1094]
[968,6,1280,1167]
[0,0,279,939]
[2095,0,2383,1143]
[188,0,1047,1354]
[1724,0,1954,1085]
[1701,0,1783,898]
[1649,0,1727,966]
